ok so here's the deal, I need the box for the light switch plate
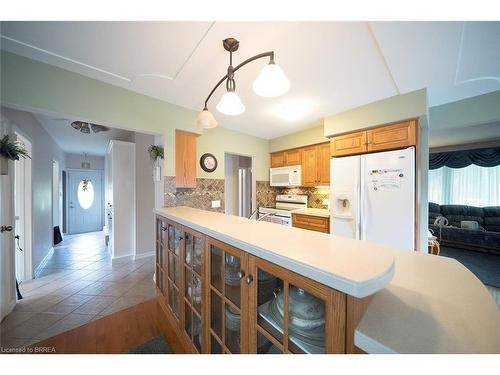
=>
[211,200,221,208]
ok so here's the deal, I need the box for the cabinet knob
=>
[237,270,245,280]
[244,275,254,285]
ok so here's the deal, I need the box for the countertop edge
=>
[154,208,394,298]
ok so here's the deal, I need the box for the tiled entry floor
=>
[0,231,155,350]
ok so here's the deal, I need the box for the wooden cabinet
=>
[302,146,319,185]
[155,215,361,354]
[175,130,197,188]
[302,143,330,186]
[330,119,417,157]
[330,131,367,157]
[318,143,330,184]
[292,213,330,233]
[366,120,416,152]
[205,237,249,353]
[284,149,302,166]
[181,226,205,353]
[249,256,345,353]
[271,152,285,167]
[156,218,205,353]
[270,142,330,186]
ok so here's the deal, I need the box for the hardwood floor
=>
[29,298,185,354]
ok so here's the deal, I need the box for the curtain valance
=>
[429,147,500,170]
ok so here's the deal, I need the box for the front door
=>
[68,170,103,234]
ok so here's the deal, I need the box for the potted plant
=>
[0,135,31,175]
[148,145,164,181]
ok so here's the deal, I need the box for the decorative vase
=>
[0,155,8,175]
[153,164,162,182]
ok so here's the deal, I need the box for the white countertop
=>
[292,208,330,218]
[154,206,395,298]
[355,251,500,353]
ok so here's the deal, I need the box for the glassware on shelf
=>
[224,254,241,286]
[194,237,202,274]
[187,273,202,305]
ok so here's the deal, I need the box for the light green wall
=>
[269,120,328,152]
[324,89,428,136]
[197,126,270,180]
[0,51,270,179]
[429,90,500,130]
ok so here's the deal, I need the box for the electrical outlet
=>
[322,198,330,206]
[211,200,221,208]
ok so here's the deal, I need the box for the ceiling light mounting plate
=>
[223,38,239,52]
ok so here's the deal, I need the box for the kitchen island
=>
[153,206,500,354]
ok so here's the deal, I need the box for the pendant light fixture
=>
[196,38,290,129]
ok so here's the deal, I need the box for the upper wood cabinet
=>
[175,130,197,188]
[330,131,367,157]
[302,146,319,185]
[318,143,330,185]
[366,120,416,152]
[270,142,330,186]
[330,119,417,157]
[271,152,285,167]
[284,148,302,166]
[302,143,330,186]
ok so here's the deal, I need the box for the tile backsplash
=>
[164,177,330,212]
[164,176,225,213]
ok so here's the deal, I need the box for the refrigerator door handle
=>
[238,169,243,217]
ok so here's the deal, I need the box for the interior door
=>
[1,144,16,320]
[360,147,415,250]
[68,170,103,234]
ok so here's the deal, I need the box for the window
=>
[429,164,500,207]
[77,179,94,209]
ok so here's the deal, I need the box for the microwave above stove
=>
[270,165,302,187]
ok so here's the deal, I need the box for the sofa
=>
[429,203,500,254]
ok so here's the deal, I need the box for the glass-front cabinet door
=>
[155,217,167,296]
[206,238,249,354]
[250,257,345,354]
[164,219,181,321]
[182,227,204,353]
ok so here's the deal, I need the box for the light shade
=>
[216,91,245,116]
[196,109,218,129]
[253,63,290,98]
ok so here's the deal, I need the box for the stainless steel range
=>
[258,195,308,226]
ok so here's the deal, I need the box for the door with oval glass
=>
[68,170,103,234]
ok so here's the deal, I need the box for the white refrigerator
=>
[330,147,415,251]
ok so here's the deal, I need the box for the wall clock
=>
[200,153,218,173]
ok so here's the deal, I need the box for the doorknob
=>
[1,225,13,233]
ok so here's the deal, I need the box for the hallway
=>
[1,232,155,350]
[37,231,110,278]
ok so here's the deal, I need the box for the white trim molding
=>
[134,251,154,261]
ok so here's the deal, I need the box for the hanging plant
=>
[148,145,164,182]
[0,135,31,160]
[148,145,164,165]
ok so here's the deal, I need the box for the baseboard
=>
[134,251,154,260]
[33,246,54,279]
[111,253,134,263]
